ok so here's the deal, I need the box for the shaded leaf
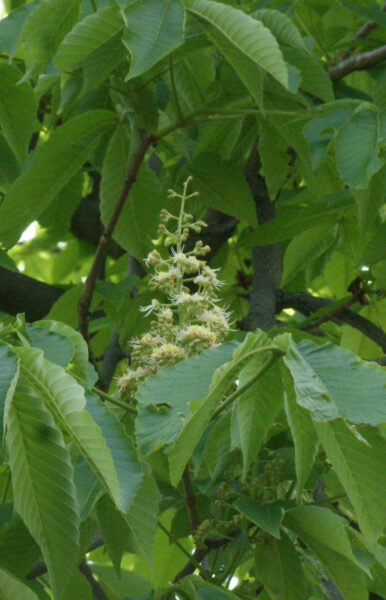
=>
[0,64,37,168]
[97,494,135,576]
[0,343,19,437]
[284,505,367,600]
[234,496,284,538]
[0,567,40,600]
[25,324,73,368]
[123,0,184,79]
[124,472,158,568]
[0,110,116,248]
[252,9,305,50]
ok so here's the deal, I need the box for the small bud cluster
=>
[118,177,231,400]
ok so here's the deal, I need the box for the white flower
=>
[139,298,160,316]
[171,291,207,306]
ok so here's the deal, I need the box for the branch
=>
[276,290,386,353]
[329,44,386,81]
[0,266,63,320]
[182,466,200,533]
[78,560,110,600]
[239,143,281,332]
[77,131,156,345]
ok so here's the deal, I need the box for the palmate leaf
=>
[5,379,79,600]
[123,0,185,79]
[100,123,163,259]
[284,505,368,600]
[0,110,116,248]
[14,346,120,508]
[314,421,386,543]
[0,64,37,168]
[185,0,288,88]
[53,5,125,70]
[254,532,308,599]
[20,0,81,78]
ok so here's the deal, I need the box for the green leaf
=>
[0,511,40,577]
[354,163,386,235]
[283,47,334,103]
[34,319,89,380]
[252,9,305,50]
[0,1,38,58]
[85,391,144,512]
[0,567,40,600]
[284,505,368,600]
[15,346,120,507]
[234,496,284,538]
[54,5,124,69]
[314,421,386,543]
[0,110,116,248]
[295,340,386,425]
[97,494,135,576]
[258,121,290,200]
[191,152,257,224]
[255,532,308,599]
[337,0,386,26]
[25,324,73,368]
[167,336,279,486]
[136,342,238,455]
[100,123,163,259]
[195,581,239,599]
[335,109,383,189]
[0,64,37,168]
[0,343,19,437]
[185,0,288,88]
[283,369,319,501]
[74,458,102,521]
[20,0,81,78]
[82,30,126,94]
[123,0,184,79]
[232,355,283,479]
[281,223,338,286]
[6,379,79,600]
[123,472,158,568]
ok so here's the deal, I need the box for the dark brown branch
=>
[182,466,200,533]
[239,144,281,332]
[78,560,110,600]
[77,131,157,345]
[329,44,386,81]
[276,290,386,353]
[0,266,63,320]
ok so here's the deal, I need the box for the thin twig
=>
[77,131,156,347]
[299,296,356,331]
[182,466,200,532]
[70,371,136,412]
[329,44,386,80]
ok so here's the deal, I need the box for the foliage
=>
[0,0,385,599]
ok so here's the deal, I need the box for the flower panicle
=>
[118,178,232,401]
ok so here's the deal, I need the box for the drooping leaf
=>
[136,342,238,455]
[0,64,37,168]
[15,346,120,507]
[82,30,126,93]
[191,152,257,224]
[284,505,368,600]
[234,496,284,538]
[123,0,184,79]
[282,368,319,501]
[0,511,40,577]
[283,47,334,103]
[355,164,386,235]
[314,421,386,543]
[54,5,125,69]
[295,339,386,425]
[185,0,288,88]
[20,0,81,78]
[337,0,386,26]
[0,0,38,58]
[100,123,163,259]
[0,343,19,437]
[5,379,79,600]
[0,110,116,248]
[85,391,144,512]
[254,532,308,599]
[232,355,283,479]
[73,458,102,521]
[335,108,384,189]
[97,494,135,576]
